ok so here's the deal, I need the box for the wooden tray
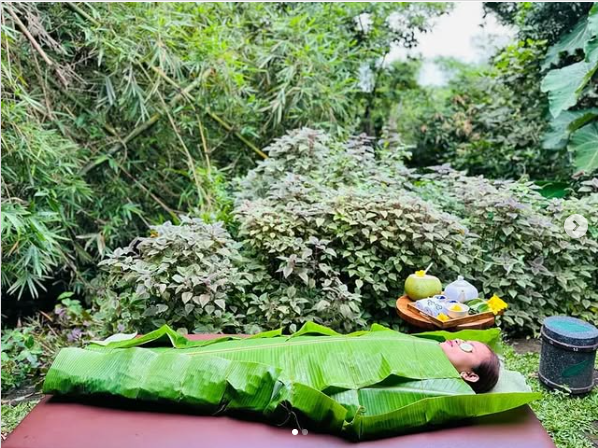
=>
[406,300,498,330]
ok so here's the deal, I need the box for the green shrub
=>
[1,326,43,392]
[98,131,597,336]
[233,129,472,330]
[94,210,367,334]
[1,297,97,393]
[236,182,472,328]
[234,128,412,201]
[415,166,598,330]
[94,217,261,334]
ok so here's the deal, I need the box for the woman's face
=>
[440,338,492,383]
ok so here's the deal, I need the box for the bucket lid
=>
[542,316,598,348]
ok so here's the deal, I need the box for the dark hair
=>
[469,345,500,393]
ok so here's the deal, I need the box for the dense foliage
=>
[398,41,559,180]
[95,218,258,334]
[1,2,448,302]
[541,3,598,175]
[398,2,597,183]
[1,296,97,392]
[92,130,598,340]
[2,5,598,419]
[415,166,598,328]
[486,2,594,45]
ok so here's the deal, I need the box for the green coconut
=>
[404,271,442,300]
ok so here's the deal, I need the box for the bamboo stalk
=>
[117,163,180,222]
[6,5,68,86]
[67,3,267,162]
[157,92,204,207]
[205,109,268,159]
[66,2,100,26]
[80,75,205,174]
[149,65,194,101]
[197,116,211,170]
[149,65,268,159]
[6,6,52,66]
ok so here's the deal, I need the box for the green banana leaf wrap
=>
[43,322,541,440]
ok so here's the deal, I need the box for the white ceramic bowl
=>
[446,303,470,319]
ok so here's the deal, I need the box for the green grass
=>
[503,346,598,448]
[1,400,40,439]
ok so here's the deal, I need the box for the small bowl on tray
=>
[445,303,470,319]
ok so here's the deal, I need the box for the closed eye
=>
[459,342,474,353]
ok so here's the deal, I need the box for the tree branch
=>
[5,5,68,86]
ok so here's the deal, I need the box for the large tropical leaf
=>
[587,3,598,61]
[541,60,598,119]
[541,4,598,119]
[543,108,598,150]
[44,322,540,440]
[569,122,598,174]
[542,3,598,70]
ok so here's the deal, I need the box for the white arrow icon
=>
[564,214,588,239]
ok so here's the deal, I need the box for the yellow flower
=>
[487,294,508,315]
[415,270,426,277]
[437,313,449,322]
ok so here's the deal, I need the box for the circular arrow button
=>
[564,214,588,239]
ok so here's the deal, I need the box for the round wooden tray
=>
[396,296,496,331]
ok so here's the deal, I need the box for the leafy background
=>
[1,4,597,446]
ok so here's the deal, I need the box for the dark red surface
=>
[5,334,556,448]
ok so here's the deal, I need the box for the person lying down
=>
[439,338,500,393]
[43,322,539,440]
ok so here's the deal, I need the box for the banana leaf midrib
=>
[177,336,435,356]
[360,385,467,395]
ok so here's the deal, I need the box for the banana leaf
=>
[43,322,540,440]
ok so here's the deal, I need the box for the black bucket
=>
[539,316,598,394]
